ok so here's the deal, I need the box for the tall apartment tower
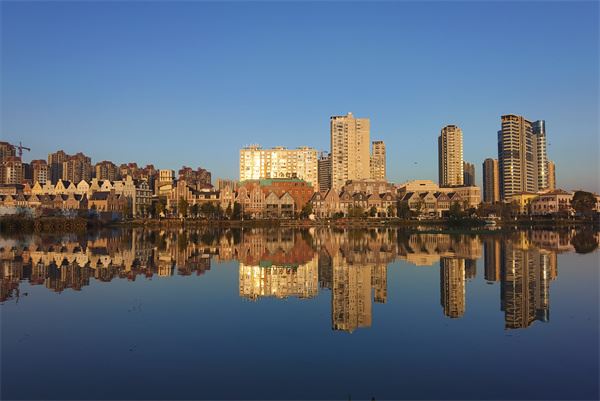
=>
[0,142,16,161]
[498,115,550,199]
[30,159,49,185]
[370,141,386,180]
[62,152,92,183]
[438,125,464,187]
[532,120,549,191]
[463,161,475,186]
[318,152,332,192]
[482,158,500,203]
[547,161,556,190]
[48,150,68,184]
[330,112,370,191]
[0,156,23,184]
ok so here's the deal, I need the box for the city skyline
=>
[1,2,597,192]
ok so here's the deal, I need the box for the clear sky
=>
[1,1,598,191]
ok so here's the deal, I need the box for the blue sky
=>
[1,1,598,191]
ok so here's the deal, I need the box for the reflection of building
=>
[484,237,501,282]
[332,264,372,332]
[500,236,555,329]
[239,261,318,300]
[440,258,466,318]
[2,228,571,334]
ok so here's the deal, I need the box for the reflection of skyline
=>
[0,228,588,332]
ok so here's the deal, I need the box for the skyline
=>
[1,2,598,191]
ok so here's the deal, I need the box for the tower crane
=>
[17,142,30,158]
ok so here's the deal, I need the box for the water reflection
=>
[1,228,596,333]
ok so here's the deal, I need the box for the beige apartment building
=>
[438,125,464,187]
[370,140,386,180]
[330,113,370,191]
[239,145,318,189]
[482,158,500,203]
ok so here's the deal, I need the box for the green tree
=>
[232,202,242,220]
[348,205,365,218]
[122,201,132,219]
[369,206,377,217]
[448,201,464,220]
[571,191,597,218]
[190,203,199,218]
[225,203,232,218]
[387,204,395,218]
[571,230,598,254]
[200,202,215,218]
[397,201,411,219]
[178,197,189,218]
[300,203,313,219]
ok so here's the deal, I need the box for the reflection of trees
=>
[571,230,598,254]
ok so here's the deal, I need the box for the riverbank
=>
[2,215,597,233]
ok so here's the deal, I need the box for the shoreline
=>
[1,215,597,233]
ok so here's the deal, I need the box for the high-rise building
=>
[330,112,370,191]
[317,152,332,192]
[239,145,318,189]
[95,161,120,181]
[438,125,464,187]
[62,152,92,183]
[48,150,68,184]
[463,161,475,186]
[0,142,16,161]
[498,115,550,199]
[532,120,549,191]
[370,140,386,180]
[547,160,556,190]
[30,159,49,185]
[0,156,23,184]
[482,158,500,203]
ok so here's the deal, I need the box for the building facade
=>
[95,161,120,181]
[318,152,332,192]
[239,145,318,189]
[62,153,92,184]
[463,161,475,187]
[370,140,386,180]
[30,160,49,185]
[438,125,464,187]
[547,161,556,190]
[47,150,68,184]
[330,113,371,191]
[0,156,23,185]
[498,115,550,199]
[482,158,500,203]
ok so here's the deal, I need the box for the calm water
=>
[1,227,598,400]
